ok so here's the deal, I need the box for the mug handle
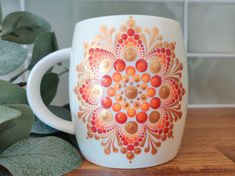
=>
[27,48,75,134]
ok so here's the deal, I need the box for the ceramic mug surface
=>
[27,15,188,169]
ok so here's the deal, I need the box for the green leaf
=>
[0,40,27,75]
[40,73,59,105]
[0,80,27,105]
[0,104,34,154]
[0,137,83,176]
[28,32,58,70]
[1,12,51,44]
[31,105,71,134]
[0,105,21,124]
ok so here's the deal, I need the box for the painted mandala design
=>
[74,16,185,162]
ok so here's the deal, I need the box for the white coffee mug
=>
[27,15,188,169]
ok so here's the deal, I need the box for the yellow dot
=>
[99,110,113,122]
[99,58,112,73]
[150,59,161,73]
[113,72,122,82]
[141,73,150,82]
[90,85,103,98]
[126,66,136,76]
[112,103,121,112]
[127,108,136,117]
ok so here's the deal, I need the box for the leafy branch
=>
[0,5,82,176]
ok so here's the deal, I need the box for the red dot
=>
[118,39,123,44]
[101,97,112,109]
[95,48,100,53]
[114,59,126,72]
[101,75,112,87]
[122,34,128,40]
[161,48,165,53]
[167,57,171,62]
[127,145,134,151]
[151,75,162,87]
[134,34,140,40]
[150,98,161,109]
[166,49,171,56]
[136,112,148,123]
[136,59,148,72]
[164,128,169,134]
[115,112,127,124]
[91,126,97,132]
[127,29,135,36]
[79,88,83,94]
[134,142,139,146]
[89,48,94,55]
[124,141,128,146]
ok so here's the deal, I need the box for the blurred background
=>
[1,0,234,108]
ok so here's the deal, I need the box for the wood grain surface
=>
[65,108,235,176]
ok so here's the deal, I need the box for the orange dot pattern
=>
[75,16,186,162]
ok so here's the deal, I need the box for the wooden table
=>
[66,108,235,176]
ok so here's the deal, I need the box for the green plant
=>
[0,5,82,176]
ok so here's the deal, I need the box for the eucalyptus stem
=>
[10,68,28,82]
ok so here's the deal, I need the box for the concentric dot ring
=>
[99,52,165,127]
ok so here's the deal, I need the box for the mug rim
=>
[77,14,180,26]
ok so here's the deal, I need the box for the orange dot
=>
[126,66,136,76]
[115,94,123,102]
[107,87,116,96]
[122,75,130,83]
[147,88,156,97]
[101,97,112,109]
[115,112,127,124]
[112,103,121,112]
[141,83,148,90]
[133,102,140,109]
[151,75,162,87]
[141,73,150,82]
[127,108,136,117]
[132,74,140,82]
[122,102,130,109]
[141,102,150,111]
[113,72,122,82]
[136,59,148,72]
[127,152,135,160]
[136,112,147,123]
[140,94,147,101]
[128,38,133,42]
[150,98,161,109]
[114,83,122,90]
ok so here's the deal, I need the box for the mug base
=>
[83,152,178,169]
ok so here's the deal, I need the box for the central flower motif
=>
[100,56,163,126]
[74,16,185,162]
